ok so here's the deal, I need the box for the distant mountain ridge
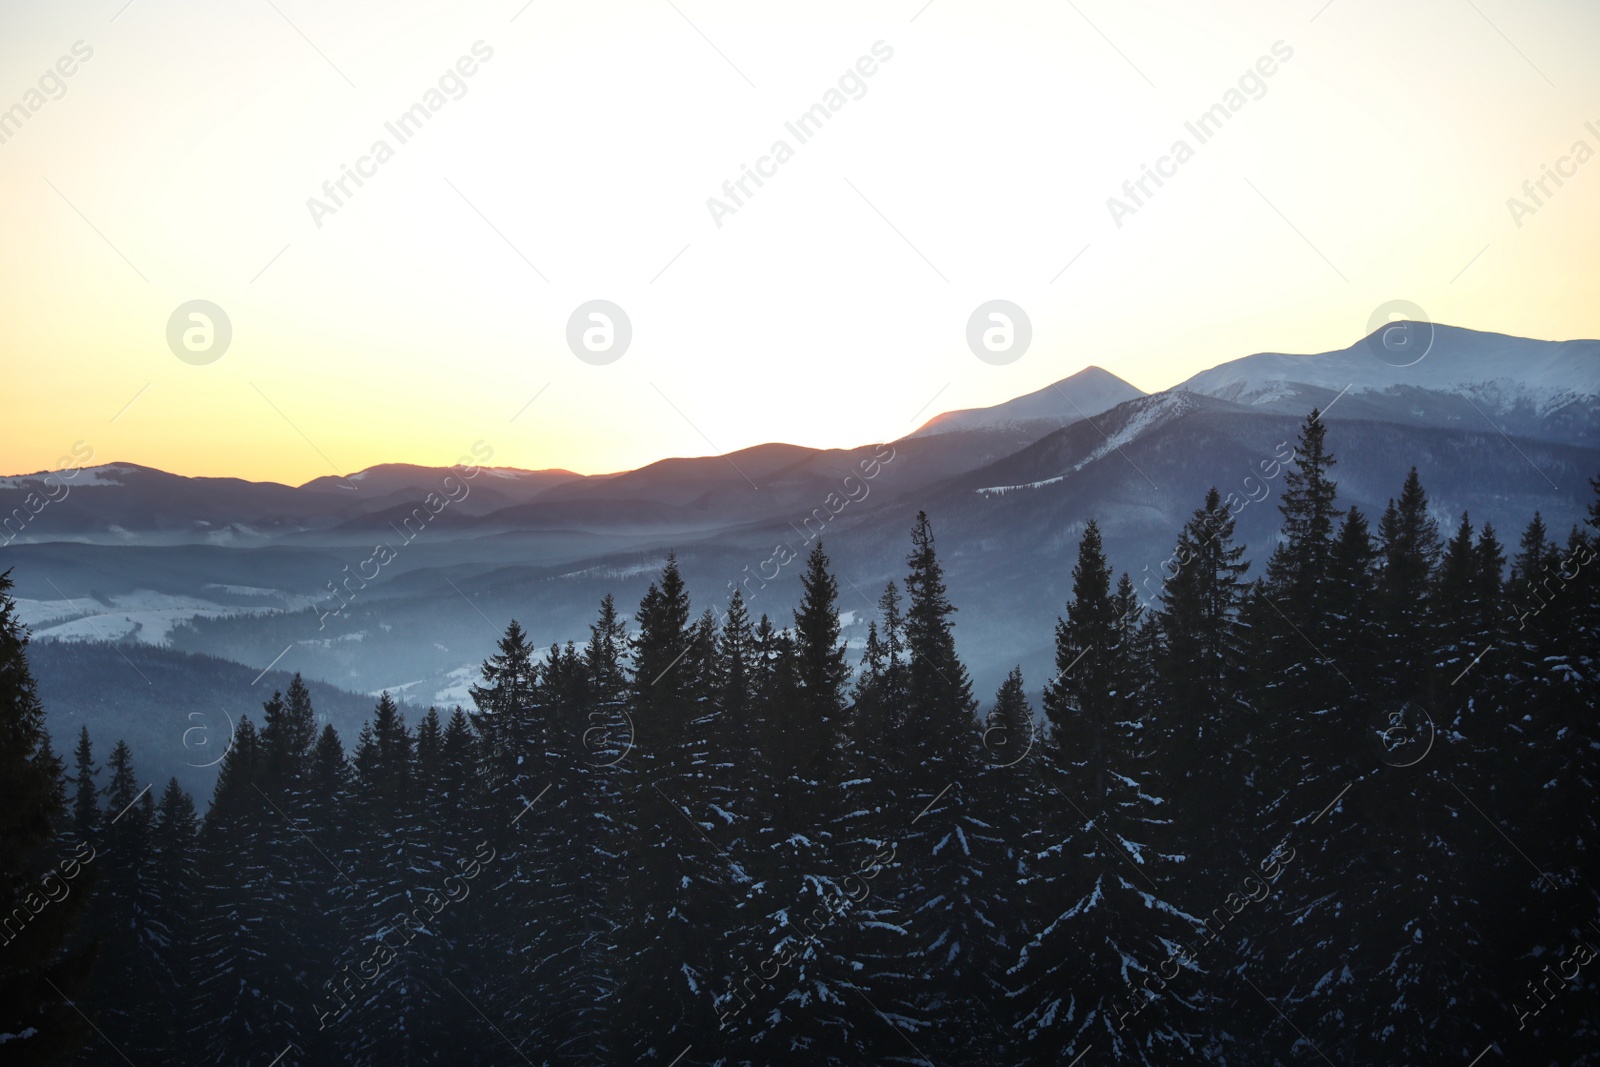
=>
[0,378,1122,547]
[909,366,1145,438]
[5,324,1592,540]
[1177,323,1600,446]
[300,462,581,497]
[6,322,1598,727]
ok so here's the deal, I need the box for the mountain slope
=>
[1178,323,1600,445]
[30,641,404,804]
[909,365,1146,438]
[300,462,580,500]
[6,324,1598,708]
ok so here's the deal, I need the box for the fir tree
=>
[585,593,630,706]
[192,716,291,1061]
[1019,524,1200,1063]
[0,570,92,1063]
[612,557,736,1059]
[715,588,758,720]
[127,777,199,1054]
[71,724,98,843]
[469,618,540,782]
[887,513,1007,1059]
[310,722,350,803]
[1154,487,1251,820]
[1375,468,1442,699]
[904,512,978,752]
[1243,411,1353,850]
[789,541,851,777]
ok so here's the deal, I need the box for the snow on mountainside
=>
[972,392,1199,496]
[910,366,1146,438]
[300,463,579,497]
[16,590,295,644]
[0,464,140,489]
[1178,323,1600,414]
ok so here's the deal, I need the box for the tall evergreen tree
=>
[789,541,851,778]
[904,512,978,750]
[70,725,98,843]
[1375,468,1442,700]
[888,513,1009,1058]
[91,737,161,1047]
[849,581,909,805]
[584,593,630,707]
[715,588,758,721]
[192,715,290,1062]
[468,618,540,783]
[1154,487,1251,823]
[0,571,92,1063]
[1018,523,1203,1063]
[123,777,199,1055]
[1243,411,1351,837]
[611,557,737,1059]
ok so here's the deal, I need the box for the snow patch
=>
[19,592,285,644]
[976,475,1066,496]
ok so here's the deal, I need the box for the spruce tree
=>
[1243,411,1351,850]
[192,716,288,1061]
[1018,524,1200,1063]
[90,739,161,1046]
[415,705,444,784]
[585,593,630,707]
[71,725,98,843]
[904,512,977,751]
[890,513,1010,1058]
[612,557,735,1058]
[310,722,350,805]
[848,581,909,814]
[745,543,885,1061]
[714,589,760,846]
[789,541,851,778]
[1153,487,1251,825]
[715,588,758,721]
[976,667,1043,1063]
[1375,468,1442,700]
[0,570,92,1063]
[1248,411,1346,704]
[342,694,455,1065]
[132,778,199,1054]
[1431,513,1480,698]
[468,618,540,784]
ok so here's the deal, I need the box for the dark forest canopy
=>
[2,411,1598,1066]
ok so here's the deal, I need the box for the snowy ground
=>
[15,589,307,645]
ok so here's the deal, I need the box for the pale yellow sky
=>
[2,0,1597,484]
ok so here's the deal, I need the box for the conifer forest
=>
[3,411,1598,1066]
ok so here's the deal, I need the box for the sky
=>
[2,0,1597,484]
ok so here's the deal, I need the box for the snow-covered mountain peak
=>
[1177,324,1600,408]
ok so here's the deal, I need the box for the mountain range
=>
[5,322,1597,794]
